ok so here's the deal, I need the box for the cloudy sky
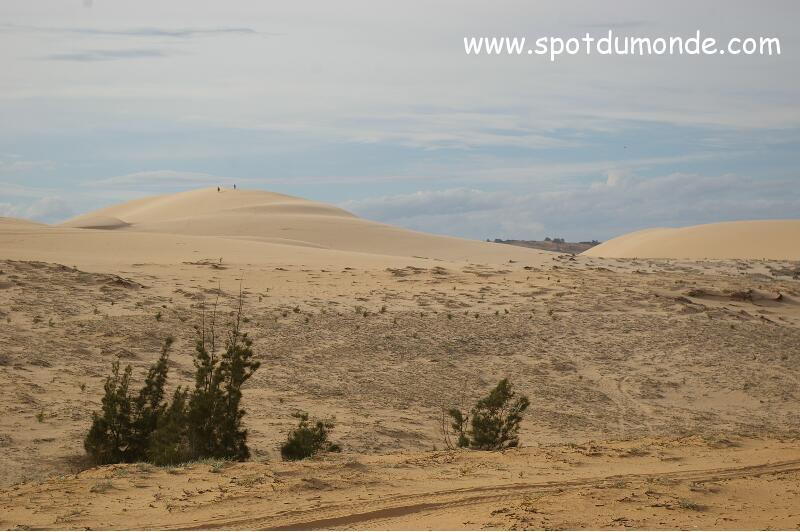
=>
[1,1,798,241]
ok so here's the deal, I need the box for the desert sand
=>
[584,220,800,260]
[1,188,799,530]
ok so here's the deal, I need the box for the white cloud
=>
[0,196,73,223]
[0,23,259,38]
[0,159,55,173]
[2,2,798,133]
[42,49,169,62]
[86,170,230,187]
[343,173,800,241]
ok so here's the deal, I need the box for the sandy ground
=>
[1,189,799,529]
[3,437,800,530]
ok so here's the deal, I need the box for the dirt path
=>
[166,458,800,530]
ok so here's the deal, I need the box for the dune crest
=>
[61,215,130,230]
[61,187,356,226]
[583,220,800,260]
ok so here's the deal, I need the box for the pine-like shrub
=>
[84,361,135,464]
[280,412,339,461]
[446,378,530,451]
[147,387,190,466]
[85,289,261,466]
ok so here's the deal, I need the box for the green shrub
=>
[85,338,173,465]
[446,408,470,448]
[280,412,340,461]
[85,289,260,466]
[84,360,136,464]
[446,378,530,451]
[129,337,173,459]
[147,387,190,466]
[186,300,260,461]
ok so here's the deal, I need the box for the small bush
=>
[678,499,707,511]
[89,480,115,493]
[280,412,340,461]
[446,378,530,451]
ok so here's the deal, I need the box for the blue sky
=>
[1,1,798,241]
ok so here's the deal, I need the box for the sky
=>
[1,0,798,241]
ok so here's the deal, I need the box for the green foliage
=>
[148,387,190,466]
[187,298,260,461]
[446,379,530,451]
[447,408,470,448]
[280,412,339,461]
[130,336,173,459]
[85,289,260,466]
[469,379,530,450]
[85,337,177,465]
[84,360,135,464]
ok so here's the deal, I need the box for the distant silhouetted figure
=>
[217,186,220,192]
[233,184,237,190]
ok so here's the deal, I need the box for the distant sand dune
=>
[583,220,800,260]
[2,188,552,267]
[0,216,45,228]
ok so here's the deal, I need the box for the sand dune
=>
[50,187,551,265]
[0,216,45,228]
[584,220,800,260]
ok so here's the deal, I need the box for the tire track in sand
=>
[166,458,800,530]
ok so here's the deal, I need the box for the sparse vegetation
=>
[89,480,115,493]
[678,498,707,511]
[445,378,530,451]
[280,412,340,461]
